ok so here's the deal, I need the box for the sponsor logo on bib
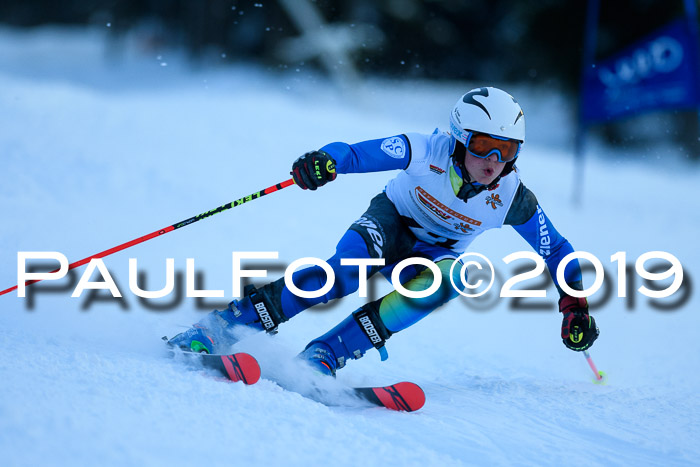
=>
[429,164,445,175]
[485,193,503,209]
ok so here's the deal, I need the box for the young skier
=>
[168,87,599,375]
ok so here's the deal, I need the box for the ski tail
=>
[354,382,425,412]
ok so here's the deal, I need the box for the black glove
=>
[559,295,599,351]
[291,150,337,190]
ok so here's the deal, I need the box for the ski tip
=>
[371,382,426,412]
[218,353,261,385]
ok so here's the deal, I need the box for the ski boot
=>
[168,283,288,354]
[167,301,248,354]
[299,304,392,376]
[299,342,338,376]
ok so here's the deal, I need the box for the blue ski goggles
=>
[464,131,521,163]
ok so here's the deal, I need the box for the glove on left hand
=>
[559,295,599,351]
[291,150,337,190]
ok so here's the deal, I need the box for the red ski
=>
[164,336,260,385]
[353,382,425,412]
[197,352,261,385]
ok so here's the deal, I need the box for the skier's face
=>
[463,152,505,185]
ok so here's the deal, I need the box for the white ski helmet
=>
[449,87,525,149]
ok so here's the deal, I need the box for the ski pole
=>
[583,350,606,384]
[1,178,296,297]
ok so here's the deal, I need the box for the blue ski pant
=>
[277,193,463,333]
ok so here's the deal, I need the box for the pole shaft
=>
[1,178,295,297]
[583,350,603,380]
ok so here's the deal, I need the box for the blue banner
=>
[582,18,700,123]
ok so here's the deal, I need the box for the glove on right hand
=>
[291,150,337,190]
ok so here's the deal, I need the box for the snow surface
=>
[1,26,700,467]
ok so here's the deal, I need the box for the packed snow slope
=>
[1,26,699,467]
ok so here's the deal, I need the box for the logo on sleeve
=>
[380,137,406,158]
[537,205,551,256]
